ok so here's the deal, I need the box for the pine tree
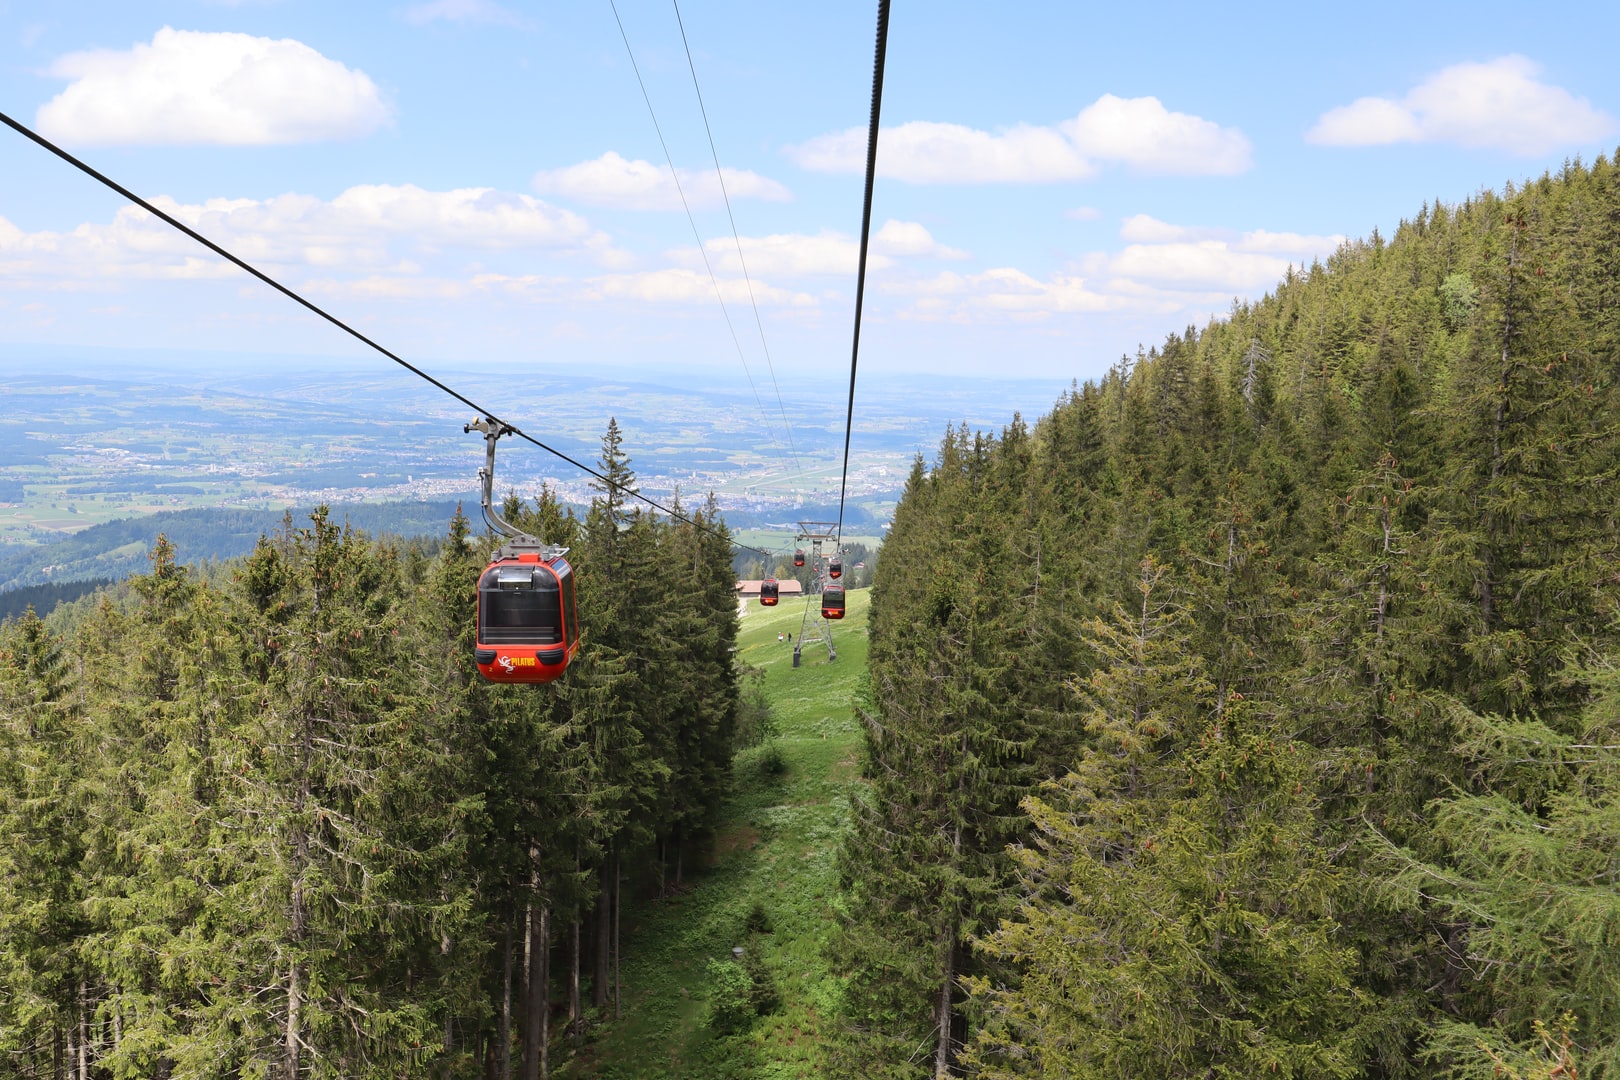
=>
[1375,651,1620,1077]
[831,423,1046,1078]
[189,510,480,1077]
[77,536,235,1076]
[0,607,88,1072]
[968,560,1366,1078]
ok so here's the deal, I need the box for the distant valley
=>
[0,346,1072,591]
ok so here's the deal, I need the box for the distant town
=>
[1,357,1065,546]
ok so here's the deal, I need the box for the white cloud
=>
[1063,94,1252,174]
[784,94,1249,183]
[687,231,867,277]
[1309,96,1421,147]
[1307,55,1615,156]
[582,269,815,308]
[302,275,472,301]
[787,120,1094,183]
[316,185,605,250]
[876,217,1343,324]
[883,267,1127,322]
[970,268,1121,314]
[1111,242,1289,291]
[0,185,619,283]
[1237,229,1344,255]
[1064,206,1102,221]
[873,219,967,260]
[532,152,792,211]
[669,220,961,279]
[463,270,817,310]
[36,27,390,146]
[404,0,532,27]
[0,207,237,284]
[1105,219,1343,291]
[1119,214,1222,243]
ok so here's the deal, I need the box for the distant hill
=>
[0,496,855,594]
[0,502,469,591]
[0,578,116,623]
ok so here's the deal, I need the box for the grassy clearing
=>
[561,589,869,1079]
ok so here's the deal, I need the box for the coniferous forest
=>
[6,157,1620,1080]
[0,420,742,1077]
[831,158,1620,1079]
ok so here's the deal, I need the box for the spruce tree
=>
[0,607,88,1072]
[969,560,1366,1078]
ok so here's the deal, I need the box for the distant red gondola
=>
[822,583,846,620]
[828,558,842,580]
[794,549,806,568]
[760,578,780,606]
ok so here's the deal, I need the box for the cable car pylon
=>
[792,520,840,668]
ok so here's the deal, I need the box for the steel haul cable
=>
[669,0,805,490]
[605,0,803,497]
[834,0,891,548]
[0,108,775,560]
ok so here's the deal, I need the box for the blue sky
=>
[2,0,1619,386]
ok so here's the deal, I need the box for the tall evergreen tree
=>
[0,607,87,1073]
[968,560,1368,1078]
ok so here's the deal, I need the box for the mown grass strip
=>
[564,589,869,1078]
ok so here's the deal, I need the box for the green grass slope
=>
[563,588,869,1079]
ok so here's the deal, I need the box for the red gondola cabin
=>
[759,578,780,606]
[822,583,846,620]
[828,558,842,580]
[474,552,578,684]
[793,549,806,568]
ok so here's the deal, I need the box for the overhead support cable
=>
[669,0,806,487]
[0,108,775,560]
[833,0,891,546]
[605,0,800,485]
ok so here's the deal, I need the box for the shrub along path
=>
[561,588,870,1079]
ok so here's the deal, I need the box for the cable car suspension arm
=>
[466,416,567,561]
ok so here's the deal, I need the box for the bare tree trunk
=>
[613,855,621,1020]
[286,858,308,1076]
[499,916,513,1080]
[285,957,302,1080]
[522,903,546,1080]
[287,573,318,1080]
[593,871,610,1009]
[538,906,551,1080]
[934,821,962,1080]
[287,771,309,1080]
[934,934,956,1080]
[77,983,88,1080]
[569,918,582,1044]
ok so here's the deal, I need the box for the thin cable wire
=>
[606,0,798,485]
[834,0,891,547]
[0,108,776,560]
[669,0,805,490]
